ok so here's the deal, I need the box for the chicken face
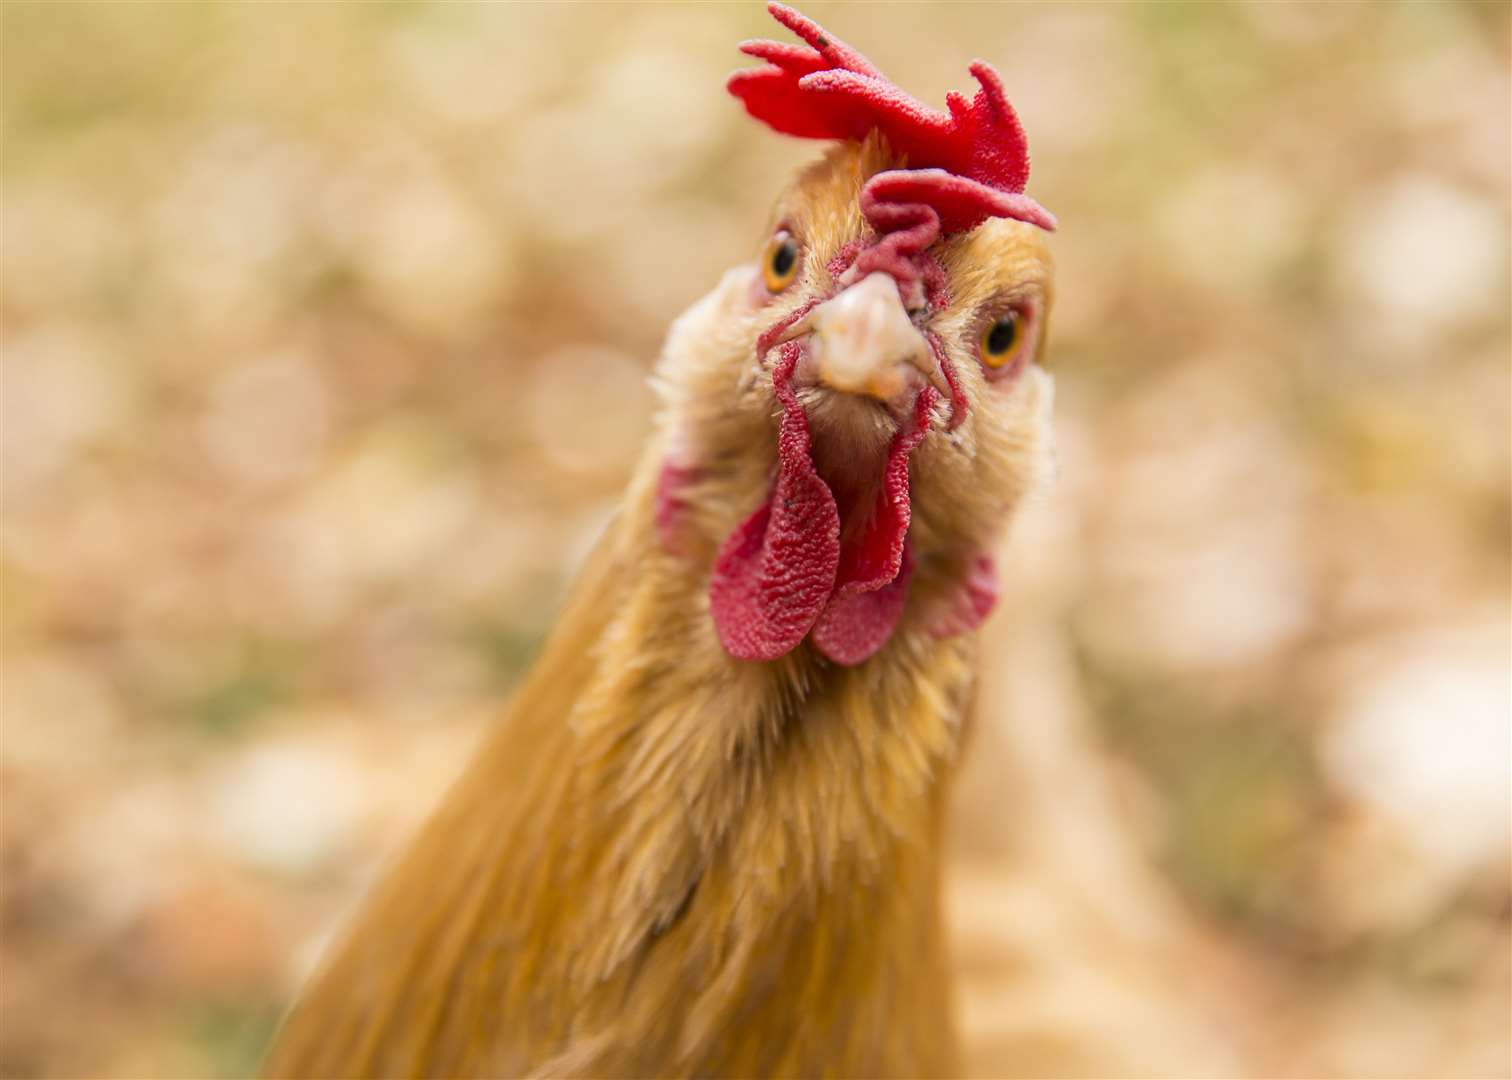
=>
[654,135,1055,666]
[649,3,1055,666]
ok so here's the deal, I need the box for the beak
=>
[776,273,949,400]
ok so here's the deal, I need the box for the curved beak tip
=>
[786,273,946,403]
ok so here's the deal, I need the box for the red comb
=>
[729,2,1055,233]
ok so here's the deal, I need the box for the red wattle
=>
[812,542,915,665]
[810,388,936,664]
[709,305,943,665]
[708,344,841,661]
[836,386,936,594]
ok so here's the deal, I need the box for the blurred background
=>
[2,3,1508,1077]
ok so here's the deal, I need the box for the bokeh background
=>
[3,3,1509,1077]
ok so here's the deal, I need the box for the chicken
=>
[261,5,1056,1077]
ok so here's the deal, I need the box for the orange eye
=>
[979,311,1022,369]
[762,231,802,293]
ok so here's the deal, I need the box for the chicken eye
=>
[979,311,1022,368]
[762,232,802,293]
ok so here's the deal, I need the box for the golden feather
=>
[263,138,1053,1079]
